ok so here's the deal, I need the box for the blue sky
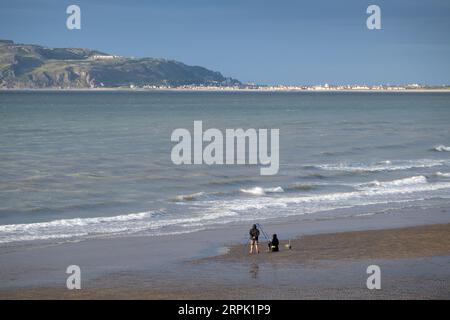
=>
[1,0,449,85]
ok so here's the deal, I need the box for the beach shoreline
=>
[200,223,450,265]
[1,204,449,299]
[1,88,450,93]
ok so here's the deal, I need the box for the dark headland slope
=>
[0,39,240,89]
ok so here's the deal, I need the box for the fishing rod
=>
[255,223,271,242]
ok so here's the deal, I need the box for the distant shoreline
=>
[1,87,450,93]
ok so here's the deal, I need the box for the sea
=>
[1,91,450,244]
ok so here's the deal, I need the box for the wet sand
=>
[1,223,449,299]
[203,223,450,265]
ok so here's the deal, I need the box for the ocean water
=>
[1,91,450,244]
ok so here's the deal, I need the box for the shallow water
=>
[1,91,450,243]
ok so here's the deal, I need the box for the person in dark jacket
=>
[270,234,279,252]
[249,224,260,254]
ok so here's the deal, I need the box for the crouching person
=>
[270,234,279,252]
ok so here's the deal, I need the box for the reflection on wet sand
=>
[249,262,259,279]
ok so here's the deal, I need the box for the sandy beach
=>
[1,206,449,300]
[204,223,450,264]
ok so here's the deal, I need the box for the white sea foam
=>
[3,176,450,244]
[432,145,450,152]
[357,176,428,189]
[240,187,266,195]
[203,178,450,224]
[240,186,284,196]
[173,192,205,201]
[0,208,239,244]
[0,211,153,244]
[434,171,450,177]
[314,159,446,173]
[264,186,284,193]
[0,211,152,234]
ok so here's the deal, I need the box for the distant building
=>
[89,55,120,60]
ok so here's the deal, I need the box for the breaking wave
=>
[433,171,450,177]
[0,208,241,244]
[432,145,450,152]
[203,178,450,222]
[240,186,284,196]
[172,192,205,202]
[356,175,427,189]
[313,159,446,173]
[2,174,450,244]
[0,211,153,244]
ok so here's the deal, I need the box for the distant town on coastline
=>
[1,39,448,91]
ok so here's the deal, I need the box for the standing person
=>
[270,234,279,252]
[249,224,260,254]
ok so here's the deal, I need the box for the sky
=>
[1,0,449,85]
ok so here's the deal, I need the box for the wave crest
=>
[173,192,205,202]
[240,186,284,196]
[432,145,450,152]
[314,159,445,173]
[433,171,450,177]
[357,176,427,189]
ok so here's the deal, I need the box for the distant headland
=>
[0,40,448,92]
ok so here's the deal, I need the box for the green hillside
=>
[0,40,240,89]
